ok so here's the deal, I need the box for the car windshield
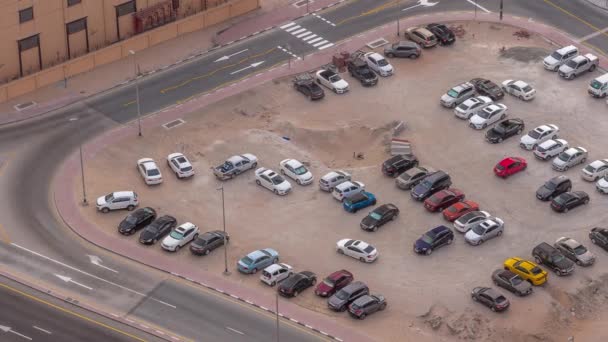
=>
[552,254,566,263]
[169,231,183,240]
[522,85,533,92]
[459,212,477,223]
[329,75,342,83]
[530,267,543,275]
[510,276,522,286]
[181,166,193,172]
[322,279,335,287]
[105,194,114,201]
[550,51,563,60]
[421,233,434,244]
[472,225,486,235]
[553,195,569,204]
[528,130,542,139]
[459,103,471,110]
[544,181,557,190]
[495,296,507,304]
[125,215,138,224]
[176,157,187,163]
[147,169,160,176]
[336,289,349,300]
[241,256,253,265]
[590,80,602,89]
[574,245,587,255]
[495,164,505,170]
[419,180,432,189]
[493,125,506,133]
[447,89,459,98]
[377,59,389,67]
[565,60,577,68]
[271,175,285,185]
[558,153,570,162]
[584,165,596,173]
[370,212,382,220]
[447,206,458,213]
[363,246,375,253]
[478,109,493,119]
[220,162,234,171]
[294,166,307,175]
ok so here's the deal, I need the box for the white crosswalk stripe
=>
[308,37,323,44]
[279,22,333,50]
[284,25,301,32]
[280,22,296,29]
[301,34,317,41]
[291,28,307,35]
[296,31,312,38]
[312,40,328,47]
[318,43,334,50]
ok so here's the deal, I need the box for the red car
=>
[314,269,354,297]
[442,200,479,222]
[494,157,527,178]
[423,189,465,212]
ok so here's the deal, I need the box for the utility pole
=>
[217,185,230,276]
[79,136,88,206]
[275,292,280,342]
[129,50,143,137]
[499,0,503,20]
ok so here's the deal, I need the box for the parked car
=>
[414,225,454,255]
[315,69,349,94]
[543,45,578,71]
[423,188,465,212]
[532,242,575,276]
[384,40,421,58]
[491,269,533,296]
[453,210,490,233]
[551,191,589,213]
[137,158,163,185]
[552,147,588,171]
[454,96,493,119]
[382,154,419,177]
[189,230,229,256]
[278,271,317,297]
[588,72,608,98]
[293,76,325,100]
[346,58,378,86]
[255,167,292,195]
[332,181,365,201]
[161,222,199,252]
[426,23,455,45]
[360,203,399,231]
[395,166,434,190]
[554,237,595,266]
[442,200,479,222]
[118,207,156,235]
[336,239,378,262]
[348,294,387,319]
[328,281,369,312]
[596,175,608,194]
[503,257,548,286]
[167,153,195,178]
[319,170,351,192]
[237,248,279,274]
[315,270,354,297]
[96,191,138,213]
[411,171,452,201]
[470,78,504,100]
[464,218,505,245]
[343,192,377,213]
[589,227,608,251]
[279,159,313,185]
[469,103,508,129]
[364,52,393,77]
[558,53,598,79]
[485,118,524,143]
[533,139,569,161]
[494,157,526,178]
[536,175,572,201]
[502,80,536,100]
[471,287,510,312]
[440,82,475,108]
[405,26,438,47]
[213,154,258,180]
[520,124,559,150]
[139,215,177,245]
[581,159,608,181]
[260,263,293,286]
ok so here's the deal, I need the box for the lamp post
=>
[128,50,142,137]
[275,292,280,342]
[217,185,230,276]
[70,116,87,205]
[499,0,503,20]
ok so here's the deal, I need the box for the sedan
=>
[279,159,313,185]
[454,210,490,233]
[414,225,454,255]
[454,96,492,119]
[469,103,507,129]
[502,79,536,100]
[552,147,588,171]
[581,159,608,181]
[485,118,524,143]
[589,227,608,251]
[597,175,608,194]
[520,124,559,150]
[237,248,279,274]
[294,79,325,100]
[348,294,387,320]
[139,215,177,245]
[503,257,548,286]
[255,167,292,195]
[533,139,568,161]
[137,158,163,185]
[278,271,317,297]
[470,78,504,100]
[167,153,195,178]
[494,157,526,178]
[554,237,595,266]
[442,200,479,222]
[360,203,399,231]
[161,222,199,252]
[189,230,229,256]
[491,269,533,296]
[336,239,378,263]
[471,287,510,312]
[551,191,590,213]
[464,218,504,245]
[118,207,156,235]
[395,166,434,190]
[315,270,354,297]
[423,188,465,212]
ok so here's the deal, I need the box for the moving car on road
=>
[520,124,559,150]
[502,79,536,100]
[491,269,533,296]
[503,257,548,286]
[554,237,595,266]
[532,242,575,276]
[137,158,163,185]
[336,239,378,263]
[255,167,292,195]
[279,159,313,185]
[536,175,572,201]
[552,147,588,171]
[213,154,258,180]
[533,139,568,161]
[471,287,510,312]
[485,118,524,143]
[494,157,526,178]
[167,153,195,178]
[278,271,317,297]
[139,215,177,245]
[189,230,229,256]
[161,222,199,252]
[237,248,279,274]
[414,225,454,255]
[315,270,354,297]
[315,69,349,94]
[360,203,399,231]
[551,191,589,213]
[260,263,293,286]
[348,294,387,319]
[96,191,138,213]
[118,207,156,235]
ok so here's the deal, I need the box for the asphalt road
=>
[0,0,607,340]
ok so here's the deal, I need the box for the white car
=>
[96,191,138,213]
[331,181,365,201]
[502,80,536,100]
[454,96,493,119]
[453,210,491,233]
[596,175,608,194]
[137,158,163,185]
[315,69,349,94]
[533,139,568,160]
[260,263,293,286]
[582,159,608,181]
[543,45,578,71]
[161,222,199,252]
[552,147,588,171]
[520,124,559,150]
[279,159,313,185]
[364,52,393,77]
[469,103,507,129]
[336,239,378,263]
[319,170,351,191]
[255,167,292,195]
[167,153,194,178]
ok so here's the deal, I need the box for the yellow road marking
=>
[0,224,10,244]
[0,282,148,341]
[337,0,402,26]
[123,100,136,107]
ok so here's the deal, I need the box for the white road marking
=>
[308,37,323,44]
[280,22,296,29]
[32,326,52,334]
[213,49,249,63]
[318,43,335,50]
[402,0,439,11]
[86,255,118,273]
[55,274,93,290]
[291,28,307,35]
[302,34,317,41]
[226,326,245,335]
[296,31,312,38]
[0,325,32,340]
[284,25,301,32]
[229,61,265,75]
[312,40,328,47]
[466,0,491,13]
[576,26,608,43]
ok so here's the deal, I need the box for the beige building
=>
[0,0,234,83]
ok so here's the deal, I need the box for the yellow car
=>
[503,257,548,286]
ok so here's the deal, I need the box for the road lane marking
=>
[318,43,335,50]
[466,0,490,13]
[123,100,136,107]
[312,13,337,27]
[0,224,11,244]
[576,26,608,43]
[0,325,31,340]
[32,326,52,334]
[87,255,119,273]
[312,40,328,47]
[280,22,296,29]
[284,25,301,32]
[337,0,401,26]
[291,28,307,35]
[226,326,245,335]
[297,31,312,38]
[302,34,317,41]
[55,274,93,290]
[308,37,323,44]
[277,46,301,60]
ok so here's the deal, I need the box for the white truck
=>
[558,53,598,80]
[588,73,608,98]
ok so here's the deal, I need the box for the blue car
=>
[237,248,279,274]
[343,192,377,213]
[414,226,454,255]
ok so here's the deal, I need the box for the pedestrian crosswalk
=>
[279,22,334,50]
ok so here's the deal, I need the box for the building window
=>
[116,1,136,17]
[18,34,39,51]
[67,0,82,7]
[66,17,87,34]
[172,0,180,10]
[19,7,34,23]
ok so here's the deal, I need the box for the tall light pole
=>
[70,116,87,205]
[129,50,142,137]
[499,0,503,20]
[275,292,280,342]
[217,185,230,276]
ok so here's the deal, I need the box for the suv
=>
[440,82,475,108]
[319,170,351,191]
[543,45,578,71]
[534,139,568,161]
[332,181,365,201]
[532,242,575,276]
[384,41,421,59]
[96,191,138,213]
[426,23,455,45]
[348,294,387,319]
[346,58,378,86]
[536,176,572,201]
[328,281,369,312]
[405,26,438,48]
[382,155,418,177]
[411,171,452,201]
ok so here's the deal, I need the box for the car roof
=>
[499,157,516,167]
[140,160,158,170]
[285,159,303,168]
[352,240,369,249]
[264,264,283,272]
[352,295,375,306]
[342,281,367,292]
[328,269,352,280]
[336,181,356,190]
[248,250,266,259]
[395,40,418,47]
[348,192,367,202]
[366,52,384,60]
[571,55,586,63]
[498,269,517,279]
[177,222,196,231]
[556,45,577,54]
[589,159,608,168]
[113,191,135,197]
[227,155,245,164]
[483,104,501,112]
[549,175,569,184]
[430,225,450,234]
[560,238,580,249]
[513,80,529,88]
[483,288,503,300]
[563,147,579,155]
[414,27,434,37]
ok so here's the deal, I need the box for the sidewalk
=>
[586,0,608,10]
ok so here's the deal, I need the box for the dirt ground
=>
[77,22,608,342]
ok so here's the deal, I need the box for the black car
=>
[491,269,533,296]
[139,215,177,245]
[348,294,387,319]
[293,79,325,100]
[347,59,378,86]
[589,227,608,251]
[360,203,399,231]
[411,171,452,201]
[382,154,418,177]
[118,207,156,235]
[189,230,229,256]
[278,271,317,297]
[414,225,454,255]
[485,118,525,143]
[426,23,455,45]
[550,191,589,213]
[532,242,575,276]
[536,176,571,201]
[328,281,369,312]
[470,78,505,100]
[471,287,510,312]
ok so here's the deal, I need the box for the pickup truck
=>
[558,53,598,80]
[315,69,349,94]
[212,154,258,180]
[346,59,378,86]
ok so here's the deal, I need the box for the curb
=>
[584,0,608,10]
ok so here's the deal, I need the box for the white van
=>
[588,73,608,98]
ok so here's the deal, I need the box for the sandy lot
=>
[77,22,608,341]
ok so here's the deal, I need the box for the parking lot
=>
[78,22,608,341]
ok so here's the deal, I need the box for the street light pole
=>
[79,137,88,206]
[129,50,143,137]
[217,185,230,276]
[275,292,280,342]
[499,0,503,20]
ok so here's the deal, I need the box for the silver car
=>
[464,218,504,245]
[533,139,568,161]
[319,170,351,191]
[395,166,434,190]
[554,237,595,266]
[440,82,475,108]
[552,147,588,171]
[454,210,490,233]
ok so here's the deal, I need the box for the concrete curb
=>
[584,0,608,10]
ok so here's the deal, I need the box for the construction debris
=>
[389,138,412,156]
